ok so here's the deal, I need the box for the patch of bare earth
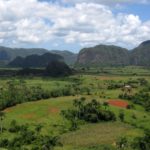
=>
[108,100,128,108]
[21,113,37,119]
[48,108,60,114]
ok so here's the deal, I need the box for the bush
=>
[119,110,125,122]
[0,121,62,150]
[116,137,128,149]
[0,79,78,110]
[9,120,20,133]
[61,99,116,124]
[131,130,150,150]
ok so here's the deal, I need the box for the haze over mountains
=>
[0,40,150,67]
[130,40,150,67]
[0,47,47,66]
[76,40,150,67]
[9,53,64,68]
[76,45,130,66]
[0,47,77,66]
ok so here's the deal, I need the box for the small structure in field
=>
[122,85,132,94]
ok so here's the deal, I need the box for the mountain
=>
[46,60,72,77]
[51,50,77,65]
[76,45,130,67]
[0,46,48,65]
[130,40,150,66]
[0,46,77,66]
[2,40,150,68]
[8,53,64,68]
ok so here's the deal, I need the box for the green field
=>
[0,67,150,150]
[2,96,147,150]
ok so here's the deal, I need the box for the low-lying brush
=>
[61,98,116,130]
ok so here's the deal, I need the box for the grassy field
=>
[0,66,150,150]
[2,96,146,150]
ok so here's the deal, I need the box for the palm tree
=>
[0,111,5,133]
[103,102,109,110]
[73,98,85,119]
[35,124,43,134]
[40,135,62,150]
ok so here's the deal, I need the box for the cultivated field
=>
[0,66,150,150]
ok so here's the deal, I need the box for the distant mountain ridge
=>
[76,45,130,66]
[0,46,77,66]
[1,40,150,67]
[9,53,64,68]
[130,40,150,66]
[76,40,150,67]
[51,50,77,65]
[0,46,48,65]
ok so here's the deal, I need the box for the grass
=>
[0,66,150,149]
[60,122,140,147]
[1,95,149,150]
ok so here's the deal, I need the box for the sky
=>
[0,0,150,52]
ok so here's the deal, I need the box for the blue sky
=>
[0,0,150,52]
[118,4,150,22]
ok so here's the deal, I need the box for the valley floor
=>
[0,67,150,150]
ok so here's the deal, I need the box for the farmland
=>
[0,66,150,150]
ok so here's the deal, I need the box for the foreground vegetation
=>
[0,66,150,150]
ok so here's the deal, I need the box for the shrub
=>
[116,137,128,150]
[119,110,125,122]
[131,130,150,150]
[9,120,20,133]
[61,99,116,124]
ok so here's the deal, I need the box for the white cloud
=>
[0,0,150,49]
[62,0,150,5]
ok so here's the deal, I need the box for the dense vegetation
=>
[76,40,150,67]
[118,78,150,111]
[1,40,150,68]
[8,53,64,68]
[0,46,77,66]
[0,78,73,110]
[61,98,116,129]
[51,50,77,65]
[0,120,62,150]
[0,80,46,110]
[0,46,48,65]
[0,66,150,150]
[46,61,72,77]
[131,40,150,66]
[76,45,130,67]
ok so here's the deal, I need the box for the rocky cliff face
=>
[76,45,130,66]
[130,40,150,66]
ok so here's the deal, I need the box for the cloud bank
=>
[0,0,150,49]
[63,0,150,5]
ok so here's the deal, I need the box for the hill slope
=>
[76,45,130,67]
[8,53,64,68]
[51,50,77,65]
[131,40,150,66]
[0,46,48,65]
[0,46,77,66]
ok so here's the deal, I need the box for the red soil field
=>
[108,100,128,108]
[48,108,59,114]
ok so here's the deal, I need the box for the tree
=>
[119,110,125,122]
[61,99,116,124]
[0,111,5,133]
[61,109,78,131]
[39,135,62,150]
[116,137,128,150]
[131,130,150,150]
[103,102,109,110]
[35,124,43,134]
